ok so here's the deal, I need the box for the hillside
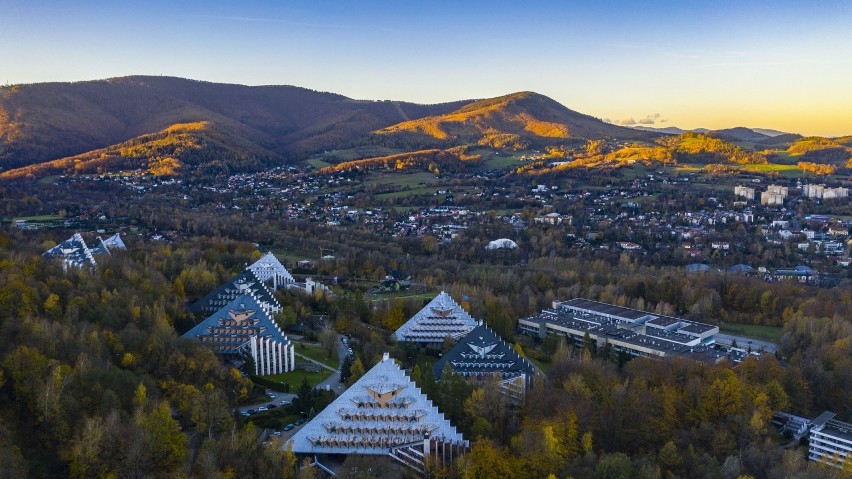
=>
[785,136,851,164]
[0,76,466,171]
[374,92,656,149]
[0,121,275,180]
[710,127,771,143]
[658,132,766,164]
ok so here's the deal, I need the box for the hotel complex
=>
[519,298,729,362]
[183,294,295,376]
[395,292,478,346]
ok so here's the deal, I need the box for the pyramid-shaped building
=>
[43,233,97,270]
[189,269,281,316]
[183,294,294,375]
[247,252,295,290]
[101,233,127,250]
[288,353,467,456]
[434,321,536,400]
[394,292,478,346]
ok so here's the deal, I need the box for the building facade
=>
[287,353,468,473]
[808,411,852,469]
[434,322,536,401]
[395,292,478,346]
[734,185,755,201]
[246,252,295,290]
[183,294,294,376]
[189,269,282,316]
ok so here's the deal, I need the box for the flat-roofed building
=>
[808,411,852,469]
[734,185,755,201]
[761,192,785,205]
[823,187,849,200]
[804,184,825,199]
[766,185,789,198]
[519,298,725,362]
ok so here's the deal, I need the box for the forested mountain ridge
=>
[0,76,466,170]
[0,78,659,179]
[375,91,656,149]
[0,121,276,180]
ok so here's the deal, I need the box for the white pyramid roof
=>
[43,233,97,269]
[102,233,127,250]
[394,291,477,343]
[246,252,294,288]
[287,353,466,455]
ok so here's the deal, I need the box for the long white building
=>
[519,298,727,362]
[808,411,852,469]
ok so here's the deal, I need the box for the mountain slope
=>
[375,92,656,148]
[710,127,771,143]
[0,121,278,179]
[0,76,466,170]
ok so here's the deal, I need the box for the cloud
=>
[638,113,663,125]
[602,118,612,124]
[619,118,637,126]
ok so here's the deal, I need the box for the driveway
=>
[237,391,297,414]
[314,339,350,395]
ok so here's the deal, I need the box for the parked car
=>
[283,424,294,431]
[295,418,306,426]
[257,406,268,412]
[268,403,277,409]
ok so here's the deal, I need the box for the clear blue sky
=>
[2,1,851,135]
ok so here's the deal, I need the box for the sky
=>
[1,0,851,136]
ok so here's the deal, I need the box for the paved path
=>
[315,339,350,395]
[715,333,778,354]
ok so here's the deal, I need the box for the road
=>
[715,333,778,354]
[236,391,297,414]
[240,336,351,415]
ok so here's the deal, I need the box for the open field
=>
[37,175,62,184]
[719,323,784,343]
[478,155,522,170]
[364,171,437,188]
[270,248,320,262]
[375,187,440,200]
[526,356,552,374]
[293,341,338,369]
[307,146,403,166]
[740,163,799,177]
[306,158,332,168]
[768,150,799,164]
[14,214,64,222]
[366,291,436,302]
